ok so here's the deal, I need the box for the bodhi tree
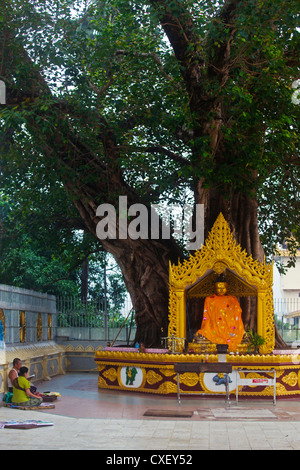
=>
[0,0,299,346]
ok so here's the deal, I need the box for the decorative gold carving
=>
[213,261,227,274]
[282,371,298,387]
[37,313,42,341]
[161,369,176,377]
[98,376,108,388]
[275,383,287,395]
[64,343,103,352]
[19,311,26,343]
[260,386,275,397]
[234,381,295,398]
[157,381,177,394]
[103,367,118,383]
[179,372,199,387]
[168,213,275,352]
[146,370,163,385]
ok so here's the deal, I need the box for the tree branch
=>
[115,49,183,90]
[148,0,204,98]
[123,144,190,166]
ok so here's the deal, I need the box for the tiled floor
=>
[1,372,300,450]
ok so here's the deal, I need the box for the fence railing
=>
[274,297,300,345]
[2,292,299,346]
[56,296,136,343]
[56,296,300,345]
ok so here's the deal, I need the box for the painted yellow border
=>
[95,349,300,364]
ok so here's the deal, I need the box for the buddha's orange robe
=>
[197,294,244,351]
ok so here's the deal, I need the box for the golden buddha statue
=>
[196,280,245,352]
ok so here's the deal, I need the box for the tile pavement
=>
[1,372,300,451]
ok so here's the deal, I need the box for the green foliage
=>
[57,300,132,328]
[246,328,266,347]
[0,154,127,298]
[0,0,299,283]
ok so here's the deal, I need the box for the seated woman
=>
[12,366,43,407]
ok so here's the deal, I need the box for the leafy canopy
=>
[0,0,299,280]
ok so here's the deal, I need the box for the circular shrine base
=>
[95,347,300,399]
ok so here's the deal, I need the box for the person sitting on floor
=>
[12,366,43,407]
[8,358,22,393]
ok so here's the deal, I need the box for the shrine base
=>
[95,347,300,399]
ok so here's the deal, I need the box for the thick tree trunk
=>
[63,171,183,347]
[196,183,265,262]
[101,237,181,347]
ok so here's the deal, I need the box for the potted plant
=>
[246,328,265,354]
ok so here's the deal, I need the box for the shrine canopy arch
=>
[168,213,275,353]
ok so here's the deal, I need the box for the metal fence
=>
[55,296,300,345]
[1,294,299,346]
[274,298,300,345]
[56,295,136,343]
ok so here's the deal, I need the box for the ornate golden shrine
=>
[168,213,275,354]
[95,212,300,400]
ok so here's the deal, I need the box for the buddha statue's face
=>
[215,282,228,296]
